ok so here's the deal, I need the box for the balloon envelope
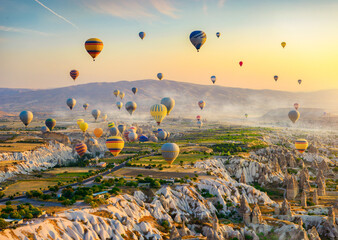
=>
[150,104,167,125]
[157,73,163,80]
[45,118,56,131]
[139,135,149,142]
[75,143,87,157]
[128,131,138,142]
[190,30,207,52]
[198,100,206,110]
[161,143,180,165]
[116,101,123,110]
[132,87,138,94]
[239,61,243,67]
[113,90,120,97]
[106,136,124,157]
[274,75,278,82]
[70,70,79,81]
[139,32,145,40]
[92,109,101,120]
[67,98,76,110]
[118,125,126,134]
[216,32,220,38]
[197,120,203,128]
[119,92,125,100]
[108,122,115,129]
[211,76,216,84]
[295,139,308,153]
[281,42,286,48]
[125,101,137,115]
[83,103,89,110]
[19,111,33,127]
[288,110,300,123]
[102,114,107,121]
[298,79,302,84]
[161,97,175,115]
[109,127,119,136]
[77,119,84,127]
[94,128,103,138]
[85,38,103,61]
[158,130,167,140]
[41,126,49,133]
[294,103,299,110]
[79,122,88,132]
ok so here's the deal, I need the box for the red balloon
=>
[239,61,243,67]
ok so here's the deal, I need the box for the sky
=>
[0,0,338,92]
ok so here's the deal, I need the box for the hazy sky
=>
[0,0,338,91]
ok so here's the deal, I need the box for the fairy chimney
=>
[239,195,252,225]
[301,191,307,208]
[313,189,319,205]
[240,170,247,184]
[317,179,326,196]
[280,198,293,220]
[287,174,299,200]
[307,226,321,240]
[328,207,335,225]
[251,203,263,224]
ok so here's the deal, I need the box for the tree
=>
[153,181,161,188]
[10,211,22,219]
[0,218,9,230]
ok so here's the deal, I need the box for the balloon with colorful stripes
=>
[189,30,207,52]
[75,142,87,157]
[150,104,167,126]
[198,100,206,110]
[106,136,124,157]
[85,38,103,61]
[70,70,79,81]
[295,139,308,153]
[45,118,56,131]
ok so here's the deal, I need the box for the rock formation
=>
[317,180,326,196]
[240,170,246,184]
[251,203,263,224]
[280,198,293,220]
[301,191,307,208]
[308,226,321,240]
[328,207,335,225]
[299,167,311,191]
[313,189,319,205]
[287,174,299,200]
[239,195,252,225]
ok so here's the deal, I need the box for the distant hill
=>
[0,80,337,119]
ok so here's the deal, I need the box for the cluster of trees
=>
[211,143,245,155]
[0,202,42,220]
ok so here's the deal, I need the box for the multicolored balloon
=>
[161,97,175,115]
[150,104,167,125]
[288,110,300,123]
[66,98,76,110]
[102,114,107,122]
[198,100,206,110]
[211,76,216,84]
[157,73,163,80]
[139,32,146,40]
[92,109,101,121]
[19,111,33,127]
[106,136,124,157]
[70,70,79,81]
[125,101,137,115]
[113,90,120,98]
[45,118,56,131]
[196,115,201,121]
[41,126,49,133]
[190,30,207,52]
[295,139,308,153]
[108,122,115,129]
[132,87,138,95]
[128,131,138,142]
[85,38,103,61]
[119,92,125,100]
[116,101,123,110]
[161,143,180,165]
[298,79,302,85]
[83,103,89,110]
[197,120,203,128]
[216,32,220,38]
[75,142,87,157]
[109,127,119,136]
[118,125,126,134]
[294,103,299,110]
[274,75,278,82]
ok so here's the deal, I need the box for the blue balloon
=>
[190,30,207,52]
[139,135,149,142]
[139,32,145,40]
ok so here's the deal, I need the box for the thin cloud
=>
[218,0,226,7]
[34,0,78,29]
[0,25,52,36]
[84,0,179,20]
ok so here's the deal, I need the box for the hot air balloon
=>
[94,128,103,138]
[295,139,308,153]
[150,104,167,125]
[139,32,145,40]
[129,126,137,132]
[119,92,125,100]
[85,38,103,61]
[239,61,243,67]
[45,118,56,131]
[79,122,88,133]
[139,135,149,142]
[197,120,203,128]
[158,130,167,140]
[116,101,123,110]
[128,131,138,142]
[294,103,299,110]
[161,143,180,165]
[157,73,163,80]
[75,142,87,157]
[123,130,130,141]
[109,127,119,136]
[281,42,286,48]
[189,30,207,52]
[245,113,248,118]
[92,109,101,121]
[41,126,49,133]
[113,90,120,98]
[88,138,98,146]
[132,87,138,95]
[66,98,76,110]
[102,114,107,122]
[77,119,84,127]
[161,97,175,115]
[211,76,216,84]
[198,100,206,110]
[118,125,126,134]
[216,32,220,38]
[19,111,33,127]
[196,115,201,121]
[274,75,278,82]
[125,101,137,115]
[83,103,89,110]
[70,70,79,81]
[298,79,302,85]
[149,135,158,142]
[288,110,300,123]
[106,136,124,157]
[108,122,115,129]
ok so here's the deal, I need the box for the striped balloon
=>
[75,143,87,157]
[85,38,103,61]
[198,100,206,110]
[150,104,167,125]
[189,30,207,52]
[70,70,79,81]
[106,136,124,157]
[123,130,130,141]
[295,139,308,153]
[108,122,115,129]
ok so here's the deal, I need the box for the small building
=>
[96,162,107,168]
[138,183,150,188]
[4,219,23,225]
[93,190,108,197]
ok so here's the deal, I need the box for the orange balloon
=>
[94,128,103,138]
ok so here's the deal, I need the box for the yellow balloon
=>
[281,42,286,48]
[295,139,308,153]
[77,119,84,127]
[79,122,88,133]
[94,128,103,138]
[150,104,167,125]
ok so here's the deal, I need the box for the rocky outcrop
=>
[308,226,321,240]
[279,199,293,221]
[286,174,299,200]
[301,191,307,208]
[313,189,319,205]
